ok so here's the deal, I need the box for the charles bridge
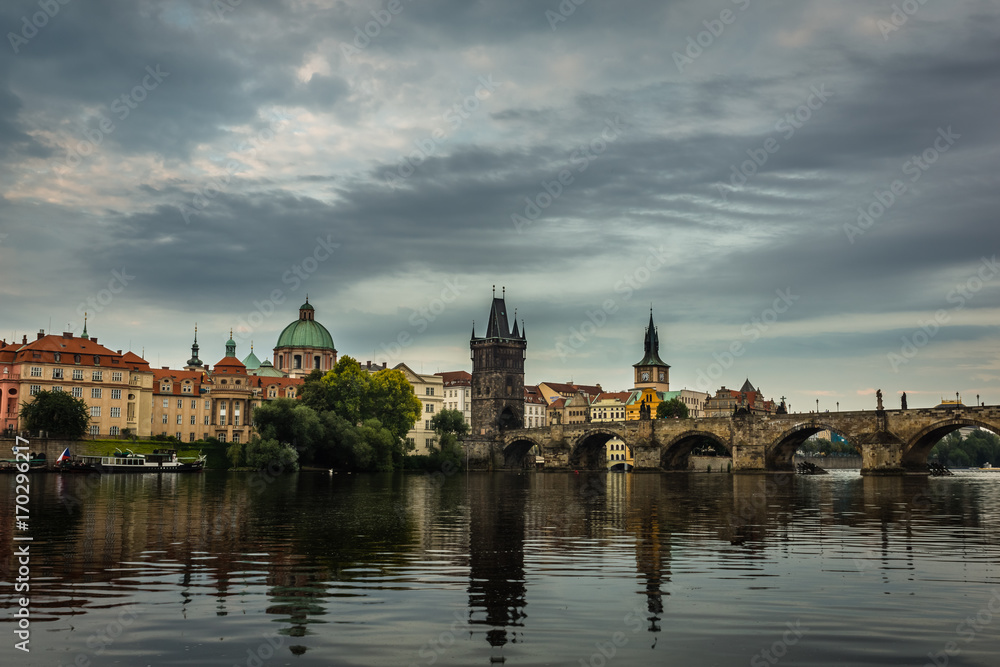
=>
[466,405,1000,475]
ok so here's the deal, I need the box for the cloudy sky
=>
[2,0,998,411]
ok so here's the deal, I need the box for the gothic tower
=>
[633,309,670,392]
[470,289,526,439]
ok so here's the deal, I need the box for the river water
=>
[2,469,1000,666]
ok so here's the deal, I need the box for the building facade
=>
[436,370,472,426]
[0,328,154,437]
[392,363,444,455]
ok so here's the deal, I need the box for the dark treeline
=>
[930,430,1000,468]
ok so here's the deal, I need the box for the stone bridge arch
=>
[767,423,856,471]
[569,428,629,470]
[901,418,1000,470]
[502,435,544,469]
[660,430,731,471]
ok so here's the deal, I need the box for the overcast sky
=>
[2,0,998,411]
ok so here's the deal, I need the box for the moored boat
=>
[71,448,205,473]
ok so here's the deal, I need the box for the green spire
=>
[225,329,236,358]
[81,312,89,340]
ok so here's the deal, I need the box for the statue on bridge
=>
[876,389,884,411]
[639,399,651,420]
[901,392,907,410]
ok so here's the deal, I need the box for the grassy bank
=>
[74,439,229,469]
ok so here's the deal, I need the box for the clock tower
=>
[633,310,670,392]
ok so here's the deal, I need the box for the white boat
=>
[75,449,205,473]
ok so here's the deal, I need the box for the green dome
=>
[276,318,335,350]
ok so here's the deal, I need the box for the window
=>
[190,415,196,425]
[426,387,434,396]
[29,385,41,395]
[204,416,210,425]
[425,438,434,448]
[54,352,61,362]
[220,417,227,426]
[218,433,226,443]
[30,367,42,377]
[182,384,192,393]
[190,433,196,442]
[205,400,211,410]
[74,354,81,364]
[177,399,182,409]
[89,425,99,436]
[111,389,121,400]
[112,371,123,382]
[110,426,120,436]
[91,388,102,399]
[51,368,63,379]
[93,356,101,365]
[425,420,430,430]
[293,355,302,369]
[162,414,168,423]
[161,384,170,392]
[110,407,120,418]
[191,400,197,409]
[235,416,240,426]
[232,432,240,444]
[90,406,101,417]
[71,387,83,398]
[162,399,169,408]
[176,415,182,425]
[92,371,103,381]
[425,404,434,413]
[53,386,63,393]
[314,355,320,369]
[72,369,83,380]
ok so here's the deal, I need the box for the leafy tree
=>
[366,368,423,442]
[20,390,90,439]
[656,397,689,420]
[228,437,299,471]
[430,408,468,468]
[252,398,323,463]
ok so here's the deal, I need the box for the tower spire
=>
[81,312,89,340]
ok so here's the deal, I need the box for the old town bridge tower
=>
[471,289,526,440]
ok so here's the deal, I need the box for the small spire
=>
[81,312,89,340]
[502,286,505,298]
[492,284,495,298]
[250,340,254,352]
[194,323,198,343]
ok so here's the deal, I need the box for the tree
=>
[366,368,423,442]
[251,398,324,463]
[430,408,469,467]
[657,397,689,419]
[20,390,90,439]
[228,437,299,471]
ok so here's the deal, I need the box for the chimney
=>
[382,362,387,369]
[63,332,73,338]
[91,337,97,344]
[22,335,27,344]
[37,329,45,340]
[117,350,122,354]
[162,366,169,370]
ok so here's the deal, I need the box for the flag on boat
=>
[57,448,70,463]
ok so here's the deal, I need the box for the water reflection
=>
[3,470,1000,666]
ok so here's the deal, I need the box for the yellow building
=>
[0,327,154,437]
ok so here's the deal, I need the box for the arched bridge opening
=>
[768,424,855,472]
[902,419,1000,471]
[661,431,730,471]
[570,431,623,471]
[503,438,541,469]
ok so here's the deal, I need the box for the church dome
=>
[275,299,336,350]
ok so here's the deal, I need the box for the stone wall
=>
[689,455,732,472]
